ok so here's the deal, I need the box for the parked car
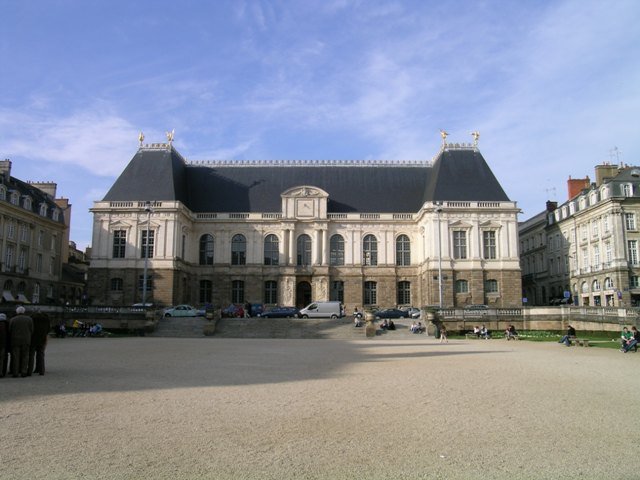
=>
[401,307,421,318]
[374,308,409,319]
[258,306,300,318]
[163,305,205,317]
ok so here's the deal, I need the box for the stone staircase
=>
[149,315,430,339]
[213,317,428,339]
[150,316,209,338]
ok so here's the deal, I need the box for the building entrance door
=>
[296,281,312,308]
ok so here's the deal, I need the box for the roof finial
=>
[138,131,145,146]
[471,131,480,147]
[439,129,448,147]
[166,129,175,144]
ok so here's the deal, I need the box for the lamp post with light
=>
[142,201,153,307]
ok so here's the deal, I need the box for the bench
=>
[569,337,590,347]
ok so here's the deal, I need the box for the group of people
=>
[0,306,50,378]
[410,321,426,334]
[71,319,103,337]
[379,319,396,330]
[505,325,518,340]
[620,326,639,353]
[472,325,491,339]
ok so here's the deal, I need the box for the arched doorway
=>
[296,281,312,308]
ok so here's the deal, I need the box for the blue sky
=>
[1,0,639,250]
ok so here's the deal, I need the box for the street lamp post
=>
[435,204,444,308]
[142,201,153,306]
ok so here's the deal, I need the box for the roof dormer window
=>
[23,196,32,210]
[10,191,19,206]
[39,203,48,217]
[623,184,633,197]
[52,209,60,222]
[0,186,6,201]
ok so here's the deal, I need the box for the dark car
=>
[374,308,409,319]
[258,306,299,318]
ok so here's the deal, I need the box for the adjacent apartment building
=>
[519,163,640,307]
[87,136,522,311]
[0,159,81,306]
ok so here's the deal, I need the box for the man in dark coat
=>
[28,311,50,376]
[9,306,33,378]
[0,313,8,377]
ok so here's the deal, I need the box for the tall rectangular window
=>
[138,275,153,291]
[113,230,126,258]
[364,281,377,306]
[330,281,344,302]
[631,276,640,288]
[232,280,245,304]
[605,242,612,266]
[200,280,212,304]
[141,230,154,259]
[628,240,638,265]
[625,213,636,230]
[264,280,278,304]
[483,231,496,259]
[397,281,411,305]
[453,231,467,259]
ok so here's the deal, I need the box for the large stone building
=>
[0,160,80,306]
[87,137,522,311]
[519,163,640,307]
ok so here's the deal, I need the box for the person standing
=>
[9,306,33,378]
[28,311,50,376]
[0,313,9,378]
[439,325,448,343]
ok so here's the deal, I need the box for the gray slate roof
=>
[103,146,510,213]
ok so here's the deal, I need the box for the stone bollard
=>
[364,311,377,338]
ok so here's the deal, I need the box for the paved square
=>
[1,337,638,479]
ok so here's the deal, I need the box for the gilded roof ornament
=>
[440,129,449,147]
[138,132,145,146]
[471,131,480,147]
[166,129,175,144]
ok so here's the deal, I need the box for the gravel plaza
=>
[1,336,638,480]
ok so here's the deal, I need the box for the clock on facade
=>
[297,199,314,217]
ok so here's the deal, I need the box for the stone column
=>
[288,229,295,265]
[322,229,328,265]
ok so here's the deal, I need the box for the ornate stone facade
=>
[88,142,522,310]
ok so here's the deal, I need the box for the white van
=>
[298,301,344,319]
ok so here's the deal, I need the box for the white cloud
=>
[0,106,138,176]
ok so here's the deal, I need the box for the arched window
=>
[397,281,411,305]
[264,234,279,265]
[485,279,498,293]
[455,280,468,293]
[330,234,344,266]
[199,234,214,265]
[581,282,589,293]
[231,234,246,265]
[396,235,410,266]
[604,277,614,289]
[297,234,312,266]
[592,279,601,291]
[363,234,378,266]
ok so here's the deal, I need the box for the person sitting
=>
[380,319,389,330]
[416,322,425,334]
[505,325,518,340]
[410,322,418,333]
[559,325,576,346]
[354,316,363,327]
[480,325,491,339]
[387,320,396,331]
[622,326,639,353]
[620,327,632,351]
[473,325,481,338]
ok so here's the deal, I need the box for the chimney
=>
[546,201,558,212]
[28,181,57,198]
[567,176,590,200]
[0,159,11,181]
[594,163,620,186]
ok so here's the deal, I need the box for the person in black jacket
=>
[0,313,8,378]
[28,312,50,376]
[559,325,576,346]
